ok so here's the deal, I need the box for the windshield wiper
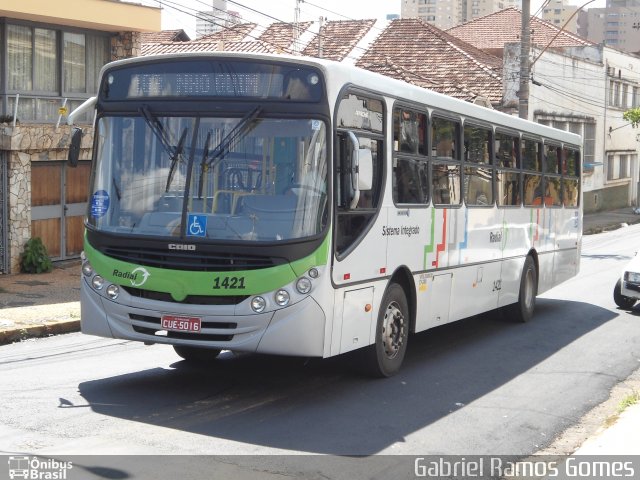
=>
[205,106,262,171]
[165,128,188,192]
[139,105,188,192]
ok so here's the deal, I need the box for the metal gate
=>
[0,152,8,273]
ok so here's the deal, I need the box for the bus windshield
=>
[89,114,328,242]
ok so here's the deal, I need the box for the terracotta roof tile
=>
[141,29,190,43]
[447,7,594,54]
[141,39,278,56]
[302,19,377,61]
[195,23,257,43]
[357,19,503,105]
[259,22,312,53]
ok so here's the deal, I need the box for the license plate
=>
[161,314,201,333]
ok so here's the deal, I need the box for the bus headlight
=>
[274,289,290,306]
[92,275,105,290]
[82,261,94,277]
[308,267,319,279]
[106,284,120,300]
[251,296,266,313]
[296,277,312,294]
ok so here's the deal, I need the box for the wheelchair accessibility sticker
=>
[187,214,207,237]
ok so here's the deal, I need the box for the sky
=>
[139,0,607,38]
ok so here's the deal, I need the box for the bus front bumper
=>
[80,279,326,357]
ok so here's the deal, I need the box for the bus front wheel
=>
[506,255,537,323]
[362,283,409,377]
[173,345,221,363]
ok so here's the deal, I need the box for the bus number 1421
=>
[213,276,246,290]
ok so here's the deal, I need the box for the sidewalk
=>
[0,260,81,344]
[1,208,639,458]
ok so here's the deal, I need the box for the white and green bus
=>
[68,52,582,376]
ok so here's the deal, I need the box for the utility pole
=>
[293,0,303,54]
[318,16,324,58]
[519,0,531,120]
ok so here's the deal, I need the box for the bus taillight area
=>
[79,256,329,357]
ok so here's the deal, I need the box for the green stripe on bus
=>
[84,234,329,301]
[423,208,437,270]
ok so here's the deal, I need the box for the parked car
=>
[614,254,640,309]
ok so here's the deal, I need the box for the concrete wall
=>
[584,183,630,213]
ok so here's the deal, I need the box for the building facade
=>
[401,0,521,30]
[578,2,640,54]
[0,0,160,273]
[542,0,578,33]
[195,0,242,39]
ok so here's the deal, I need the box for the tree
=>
[623,108,640,128]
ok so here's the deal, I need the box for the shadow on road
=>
[78,299,617,455]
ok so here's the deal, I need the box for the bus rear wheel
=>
[506,255,537,323]
[173,345,221,363]
[362,283,409,377]
[614,279,636,309]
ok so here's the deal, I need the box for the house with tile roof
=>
[447,7,593,58]
[448,8,640,212]
[141,29,190,44]
[302,19,377,62]
[141,19,379,61]
[357,18,504,107]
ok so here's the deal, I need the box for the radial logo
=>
[112,267,151,287]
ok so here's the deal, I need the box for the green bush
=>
[20,237,53,274]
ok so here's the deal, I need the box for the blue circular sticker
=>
[90,190,110,218]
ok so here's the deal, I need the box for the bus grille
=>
[123,287,249,305]
[130,313,236,342]
[101,245,282,271]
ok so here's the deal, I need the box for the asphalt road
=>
[1,225,639,475]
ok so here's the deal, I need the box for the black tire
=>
[362,283,409,377]
[506,255,537,323]
[614,279,636,309]
[173,345,221,363]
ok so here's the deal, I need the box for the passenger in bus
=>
[400,110,419,154]
[497,142,518,168]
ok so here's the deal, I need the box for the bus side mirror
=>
[347,132,373,209]
[68,127,82,168]
[357,149,373,191]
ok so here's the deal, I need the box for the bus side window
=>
[335,131,384,256]
[432,162,461,205]
[394,157,428,204]
[432,116,459,160]
[495,132,519,168]
[394,108,427,155]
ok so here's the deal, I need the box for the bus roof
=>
[100,51,582,147]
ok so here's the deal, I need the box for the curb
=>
[0,319,80,346]
[584,219,640,235]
